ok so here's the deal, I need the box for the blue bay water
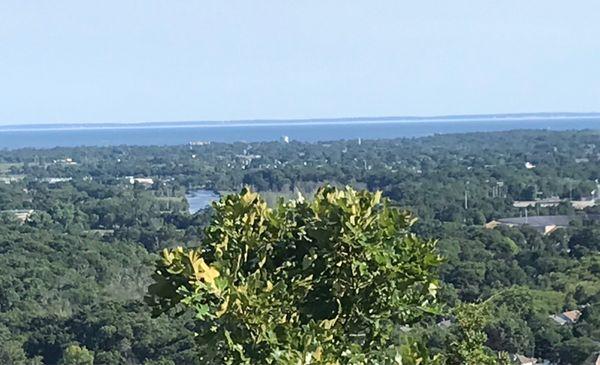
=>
[1,118,599,149]
[185,189,219,213]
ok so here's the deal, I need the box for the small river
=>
[185,189,220,214]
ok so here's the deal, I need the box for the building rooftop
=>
[497,215,571,227]
[550,309,582,326]
[514,354,537,365]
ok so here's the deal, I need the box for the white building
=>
[129,177,154,186]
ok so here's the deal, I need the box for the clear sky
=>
[1,1,599,125]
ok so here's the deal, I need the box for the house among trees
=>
[128,177,155,186]
[40,177,73,184]
[52,157,77,165]
[1,209,34,223]
[513,354,537,365]
[485,215,571,235]
[549,309,582,326]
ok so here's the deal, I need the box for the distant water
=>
[1,118,600,149]
[186,189,219,214]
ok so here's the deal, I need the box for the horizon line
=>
[1,111,600,132]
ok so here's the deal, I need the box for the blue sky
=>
[1,1,599,125]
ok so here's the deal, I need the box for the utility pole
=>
[464,181,470,210]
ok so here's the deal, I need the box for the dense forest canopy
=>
[2,129,600,364]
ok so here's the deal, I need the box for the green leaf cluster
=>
[147,186,443,364]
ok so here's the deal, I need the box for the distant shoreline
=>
[0,116,599,149]
[1,112,600,132]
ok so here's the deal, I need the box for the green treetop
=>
[146,186,444,364]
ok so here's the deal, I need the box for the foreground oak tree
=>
[146,186,443,364]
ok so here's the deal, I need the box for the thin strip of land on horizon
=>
[2,112,600,132]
